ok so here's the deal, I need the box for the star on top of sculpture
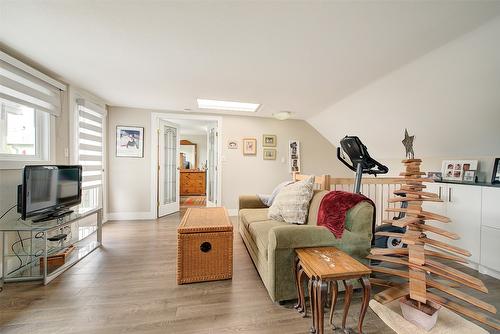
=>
[402,129,415,159]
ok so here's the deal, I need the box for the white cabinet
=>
[445,184,482,264]
[423,183,482,264]
[481,187,500,230]
[481,226,500,273]
[480,187,500,275]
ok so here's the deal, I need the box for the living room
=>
[0,1,499,333]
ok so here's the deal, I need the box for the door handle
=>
[448,187,452,202]
[438,187,442,199]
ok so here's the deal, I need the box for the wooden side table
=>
[294,247,372,334]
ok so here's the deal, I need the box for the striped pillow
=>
[268,175,315,224]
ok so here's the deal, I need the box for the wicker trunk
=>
[177,208,233,284]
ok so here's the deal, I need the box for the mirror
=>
[180,140,197,169]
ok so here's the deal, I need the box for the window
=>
[0,97,49,160]
[0,52,63,165]
[75,99,106,211]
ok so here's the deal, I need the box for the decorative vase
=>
[399,296,441,331]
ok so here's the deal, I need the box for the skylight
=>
[197,98,260,112]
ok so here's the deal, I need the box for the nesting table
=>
[294,247,372,334]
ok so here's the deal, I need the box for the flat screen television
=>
[17,165,82,221]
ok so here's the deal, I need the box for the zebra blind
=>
[0,58,62,116]
[76,98,105,209]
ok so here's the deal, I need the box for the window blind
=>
[76,98,105,191]
[0,58,62,116]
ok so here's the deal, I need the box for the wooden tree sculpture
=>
[368,134,499,330]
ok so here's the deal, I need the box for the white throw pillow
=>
[268,175,315,224]
[258,180,294,206]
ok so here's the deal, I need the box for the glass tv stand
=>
[0,207,102,285]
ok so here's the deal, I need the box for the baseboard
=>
[107,211,155,221]
[479,265,500,280]
[227,209,238,217]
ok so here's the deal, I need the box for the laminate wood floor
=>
[0,214,498,334]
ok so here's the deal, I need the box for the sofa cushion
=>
[239,208,270,230]
[268,175,315,224]
[248,220,286,258]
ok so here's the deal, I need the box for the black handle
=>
[200,242,212,253]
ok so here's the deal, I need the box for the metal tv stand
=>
[0,207,102,285]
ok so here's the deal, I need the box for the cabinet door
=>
[422,183,447,217]
[481,187,500,230]
[480,226,500,272]
[445,184,482,264]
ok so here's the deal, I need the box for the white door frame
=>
[150,112,223,218]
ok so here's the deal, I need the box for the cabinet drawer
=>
[480,226,500,272]
[481,187,500,229]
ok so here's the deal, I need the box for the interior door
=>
[206,125,218,207]
[158,119,180,217]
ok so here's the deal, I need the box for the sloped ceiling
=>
[308,17,500,159]
[1,1,500,119]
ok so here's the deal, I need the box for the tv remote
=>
[48,233,67,242]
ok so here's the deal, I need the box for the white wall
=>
[308,16,500,179]
[107,107,350,217]
[180,134,207,169]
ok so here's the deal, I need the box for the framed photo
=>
[427,172,442,181]
[242,138,257,155]
[441,160,478,181]
[227,140,238,149]
[262,134,277,147]
[116,126,144,158]
[263,148,276,160]
[492,158,500,184]
[463,170,476,183]
[288,140,300,173]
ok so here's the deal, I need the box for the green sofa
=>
[238,190,374,302]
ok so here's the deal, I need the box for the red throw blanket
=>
[317,191,375,238]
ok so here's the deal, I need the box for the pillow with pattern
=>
[268,175,315,224]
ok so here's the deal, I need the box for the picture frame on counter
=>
[427,172,442,181]
[441,159,478,182]
[492,158,500,184]
[463,170,477,183]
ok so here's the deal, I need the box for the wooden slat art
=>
[369,157,499,330]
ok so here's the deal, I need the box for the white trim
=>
[479,265,500,280]
[0,51,66,91]
[107,211,156,221]
[150,112,223,219]
[227,209,238,217]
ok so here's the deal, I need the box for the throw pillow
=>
[268,175,315,224]
[257,180,294,207]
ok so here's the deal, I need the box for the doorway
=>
[151,113,222,218]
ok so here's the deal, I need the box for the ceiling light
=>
[273,111,292,120]
[197,98,260,112]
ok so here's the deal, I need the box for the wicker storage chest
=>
[177,207,233,284]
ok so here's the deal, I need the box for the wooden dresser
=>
[180,170,206,196]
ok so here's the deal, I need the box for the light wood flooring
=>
[0,214,498,334]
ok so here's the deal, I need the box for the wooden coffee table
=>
[294,247,372,334]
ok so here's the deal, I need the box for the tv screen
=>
[19,165,82,220]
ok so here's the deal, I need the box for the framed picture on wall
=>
[116,126,144,158]
[263,148,276,160]
[262,134,277,147]
[288,140,300,173]
[242,138,257,155]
